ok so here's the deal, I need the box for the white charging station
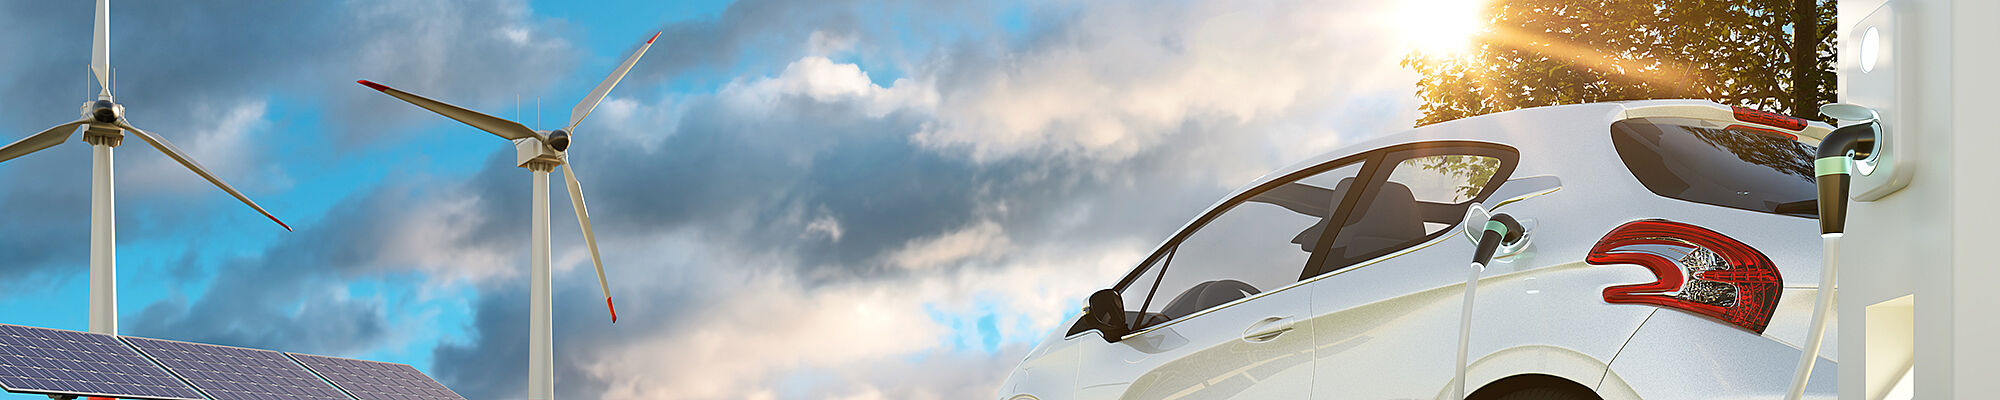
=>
[1834,0,2000,398]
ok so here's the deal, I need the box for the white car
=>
[996,100,1839,400]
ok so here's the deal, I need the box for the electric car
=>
[996,100,1839,400]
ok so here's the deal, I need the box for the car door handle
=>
[1242,316,1296,343]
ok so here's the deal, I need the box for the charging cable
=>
[1786,120,1876,400]
[1456,212,1522,400]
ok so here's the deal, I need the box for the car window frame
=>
[1301,141,1520,278]
[1082,140,1520,340]
[1096,155,1370,336]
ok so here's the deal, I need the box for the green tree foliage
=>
[1404,0,1837,126]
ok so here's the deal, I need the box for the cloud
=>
[803,206,846,242]
[808,30,860,56]
[912,0,1414,163]
[334,0,579,145]
[886,220,1009,270]
[121,100,292,197]
[433,226,1147,399]
[120,178,500,354]
[721,55,937,118]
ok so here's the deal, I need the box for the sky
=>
[0,0,1446,398]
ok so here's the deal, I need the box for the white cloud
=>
[374,188,516,283]
[803,209,845,243]
[582,231,1148,400]
[501,26,533,45]
[579,95,687,152]
[886,220,1009,270]
[911,0,1415,163]
[721,56,937,118]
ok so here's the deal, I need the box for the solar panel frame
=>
[0,324,204,400]
[122,336,355,400]
[288,353,465,400]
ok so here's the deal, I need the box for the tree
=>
[1404,0,1838,126]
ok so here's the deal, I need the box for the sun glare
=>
[1394,0,1490,57]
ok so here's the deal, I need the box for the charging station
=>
[1833,0,2000,398]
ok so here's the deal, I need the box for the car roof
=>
[1218,100,1832,211]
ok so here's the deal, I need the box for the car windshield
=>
[1610,117,1819,217]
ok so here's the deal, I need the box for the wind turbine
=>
[0,0,290,336]
[357,31,656,400]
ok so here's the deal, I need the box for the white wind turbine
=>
[0,0,290,336]
[357,31,657,400]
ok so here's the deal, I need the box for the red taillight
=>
[1731,106,1808,132]
[1587,220,1783,333]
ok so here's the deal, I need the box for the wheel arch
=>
[1452,345,1618,400]
[1467,373,1603,400]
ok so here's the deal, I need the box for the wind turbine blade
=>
[357,80,537,141]
[115,121,292,232]
[565,32,659,132]
[0,120,89,163]
[91,0,110,95]
[563,163,614,323]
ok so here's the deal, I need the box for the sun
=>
[1393,0,1491,57]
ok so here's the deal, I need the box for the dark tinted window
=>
[1610,117,1818,217]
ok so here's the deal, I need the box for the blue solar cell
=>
[0,324,204,400]
[124,336,355,400]
[288,353,463,400]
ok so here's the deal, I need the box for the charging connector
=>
[1455,211,1524,400]
[1786,114,1879,400]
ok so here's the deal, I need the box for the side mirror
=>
[1084,289,1130,342]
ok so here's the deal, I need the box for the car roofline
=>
[1132,100,1826,282]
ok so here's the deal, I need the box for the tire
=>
[1492,387,1594,400]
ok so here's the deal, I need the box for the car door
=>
[1072,159,1368,399]
[1300,142,1518,399]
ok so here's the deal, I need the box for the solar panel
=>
[288,353,464,400]
[123,336,353,400]
[0,324,204,400]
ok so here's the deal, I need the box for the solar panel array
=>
[124,336,352,400]
[0,324,204,400]
[0,323,466,400]
[289,353,466,400]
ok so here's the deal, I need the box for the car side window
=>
[1120,161,1364,330]
[1317,146,1515,273]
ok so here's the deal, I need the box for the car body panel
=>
[1076,285,1316,399]
[1605,308,1838,400]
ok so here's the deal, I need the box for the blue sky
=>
[0,0,1433,398]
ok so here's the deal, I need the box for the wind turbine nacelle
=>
[516,135,566,167]
[83,100,123,124]
[545,129,571,152]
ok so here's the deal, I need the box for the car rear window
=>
[1609,117,1819,217]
